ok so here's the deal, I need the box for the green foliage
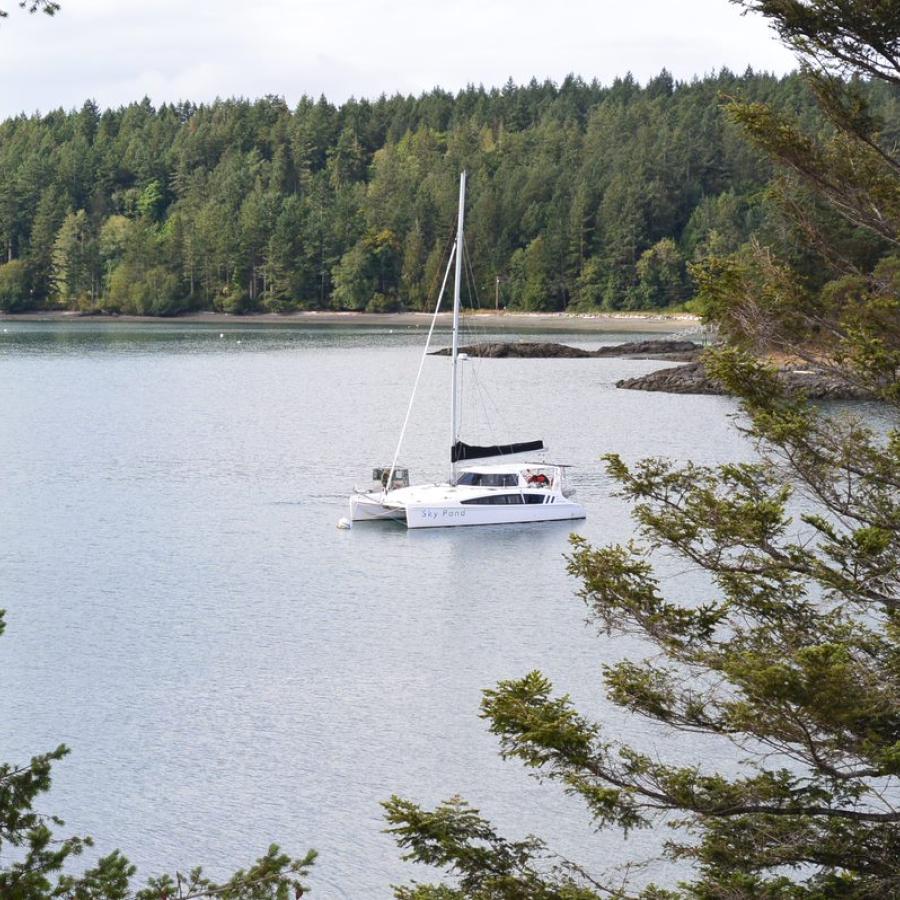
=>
[366,292,402,313]
[0,257,29,310]
[732,0,900,86]
[2,71,893,315]
[107,262,182,316]
[692,90,900,404]
[137,180,165,222]
[331,242,374,310]
[331,229,401,310]
[508,237,553,311]
[51,209,96,308]
[385,5,900,898]
[636,238,688,308]
[386,355,900,898]
[0,1,59,20]
[384,796,600,900]
[570,257,605,311]
[713,4,900,381]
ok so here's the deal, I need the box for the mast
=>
[450,170,466,484]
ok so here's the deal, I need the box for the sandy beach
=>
[1,309,700,333]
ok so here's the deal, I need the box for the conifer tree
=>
[0,1,59,20]
[384,3,900,897]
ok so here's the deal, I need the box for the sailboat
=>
[347,171,586,529]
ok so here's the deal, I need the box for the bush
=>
[107,262,188,315]
[365,292,402,313]
[0,259,32,311]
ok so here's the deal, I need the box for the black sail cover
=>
[451,439,544,463]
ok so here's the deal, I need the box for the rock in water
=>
[617,360,873,399]
[617,360,725,395]
[431,341,593,358]
[430,339,701,359]
[592,339,701,358]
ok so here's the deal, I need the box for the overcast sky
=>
[0,0,798,119]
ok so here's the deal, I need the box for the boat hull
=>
[349,493,407,523]
[351,478,586,529]
[404,500,585,529]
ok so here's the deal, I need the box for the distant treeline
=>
[0,70,896,315]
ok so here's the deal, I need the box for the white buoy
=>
[337,517,352,530]
[219,333,224,338]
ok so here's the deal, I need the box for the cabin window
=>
[456,472,518,487]
[461,493,524,505]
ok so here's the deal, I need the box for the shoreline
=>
[0,309,699,333]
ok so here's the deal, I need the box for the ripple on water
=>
[0,321,749,896]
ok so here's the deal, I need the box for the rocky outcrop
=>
[617,360,873,400]
[429,338,870,399]
[432,341,593,358]
[617,360,726,395]
[592,339,701,359]
[431,339,701,359]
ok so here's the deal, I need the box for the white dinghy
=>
[348,172,586,529]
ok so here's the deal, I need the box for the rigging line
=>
[383,240,457,499]
[425,223,459,312]
[470,353,516,447]
[460,233,486,343]
[462,234,482,306]
[457,233,491,435]
[460,238,500,387]
[468,363,503,449]
[458,233,517,443]
[460,235,491,438]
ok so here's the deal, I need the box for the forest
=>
[0,69,897,315]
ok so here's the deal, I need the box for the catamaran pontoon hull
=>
[349,493,407,522]
[350,465,586,528]
[349,493,585,528]
[404,501,585,528]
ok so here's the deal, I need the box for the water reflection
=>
[0,319,671,356]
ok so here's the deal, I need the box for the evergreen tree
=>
[0,258,28,310]
[0,0,59,20]
[51,209,96,307]
[636,237,688,308]
[27,187,67,302]
[0,68,896,314]
[384,5,900,898]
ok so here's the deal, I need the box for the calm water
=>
[0,321,750,897]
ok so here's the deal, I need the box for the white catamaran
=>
[347,171,586,529]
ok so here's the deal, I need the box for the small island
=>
[432,339,874,400]
[430,339,702,360]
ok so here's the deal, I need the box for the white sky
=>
[0,0,798,118]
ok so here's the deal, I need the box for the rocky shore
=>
[616,359,873,400]
[431,339,702,360]
[429,338,871,400]
[0,309,698,334]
